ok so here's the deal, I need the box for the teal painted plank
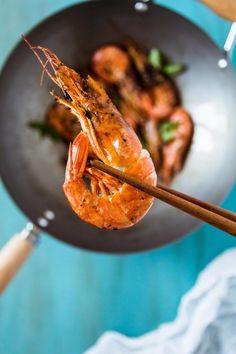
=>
[0,0,80,66]
[0,1,236,353]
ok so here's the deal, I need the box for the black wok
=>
[0,0,236,253]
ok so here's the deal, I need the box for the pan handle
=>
[0,223,40,294]
[218,22,236,69]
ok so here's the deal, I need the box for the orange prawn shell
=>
[52,64,142,168]
[92,45,130,84]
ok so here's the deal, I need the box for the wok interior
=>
[0,0,235,252]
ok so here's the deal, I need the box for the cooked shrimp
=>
[92,44,178,157]
[92,44,162,169]
[146,81,179,121]
[47,102,96,158]
[92,45,130,84]
[119,102,162,170]
[161,108,193,185]
[124,39,152,87]
[142,120,162,171]
[26,40,157,229]
[47,102,80,141]
[119,101,141,130]
[92,45,145,115]
[124,40,179,120]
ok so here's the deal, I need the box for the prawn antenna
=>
[22,35,58,86]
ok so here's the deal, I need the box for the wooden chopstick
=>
[90,160,236,237]
[157,184,236,222]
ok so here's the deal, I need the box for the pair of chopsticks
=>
[91,160,236,236]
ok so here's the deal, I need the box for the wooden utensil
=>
[91,160,236,236]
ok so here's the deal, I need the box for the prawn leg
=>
[63,132,133,229]
[65,131,89,183]
[63,132,108,228]
[63,132,94,210]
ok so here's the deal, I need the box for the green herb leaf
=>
[28,121,63,141]
[159,121,179,143]
[163,63,185,76]
[148,48,163,69]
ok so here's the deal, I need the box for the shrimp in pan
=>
[161,108,193,185]
[26,40,157,230]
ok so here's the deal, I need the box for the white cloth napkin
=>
[86,248,236,354]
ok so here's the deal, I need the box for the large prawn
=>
[161,108,193,185]
[26,39,157,229]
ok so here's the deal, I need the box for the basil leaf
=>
[148,48,163,69]
[28,121,63,141]
[163,63,185,76]
[159,121,179,143]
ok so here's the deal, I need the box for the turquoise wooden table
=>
[0,1,235,353]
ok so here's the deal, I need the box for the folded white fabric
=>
[86,248,236,354]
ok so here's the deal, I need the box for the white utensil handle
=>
[0,223,40,294]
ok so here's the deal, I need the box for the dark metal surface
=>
[0,0,236,253]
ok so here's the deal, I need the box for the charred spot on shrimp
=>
[85,110,92,120]
[83,176,92,192]
[82,80,89,92]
